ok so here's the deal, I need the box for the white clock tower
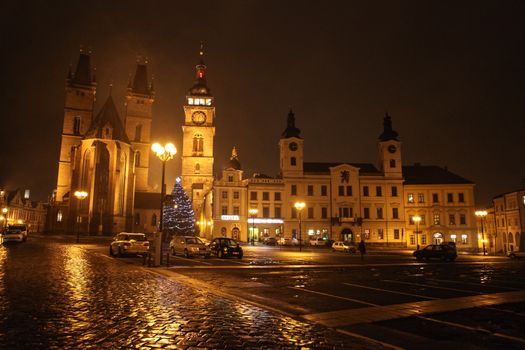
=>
[181,46,216,221]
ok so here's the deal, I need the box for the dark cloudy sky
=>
[0,0,524,205]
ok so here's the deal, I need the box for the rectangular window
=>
[432,193,439,203]
[377,207,383,219]
[447,193,453,203]
[376,186,382,196]
[262,192,269,201]
[291,157,296,166]
[233,206,240,215]
[274,192,282,201]
[394,229,400,240]
[291,185,297,196]
[228,175,233,182]
[391,186,398,197]
[263,207,270,217]
[338,186,344,196]
[364,207,370,219]
[421,235,427,245]
[421,215,426,225]
[321,207,328,219]
[410,235,415,245]
[339,207,352,218]
[307,185,314,196]
[363,186,369,197]
[346,186,352,196]
[73,116,81,135]
[250,191,257,200]
[233,191,240,200]
[274,206,281,218]
[291,207,297,219]
[458,193,465,203]
[418,193,424,203]
[378,228,384,240]
[321,185,327,196]
[308,207,314,219]
[221,206,228,215]
[460,214,466,225]
[392,207,399,219]
[449,214,456,225]
[433,213,440,225]
[461,234,468,244]
[408,193,414,203]
[222,191,228,199]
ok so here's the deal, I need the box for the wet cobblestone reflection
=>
[0,241,359,349]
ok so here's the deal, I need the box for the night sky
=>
[1,1,524,206]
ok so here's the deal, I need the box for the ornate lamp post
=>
[151,142,177,240]
[248,208,258,245]
[413,215,421,250]
[74,191,88,243]
[475,210,488,256]
[294,201,306,252]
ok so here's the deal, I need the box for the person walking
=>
[358,239,366,261]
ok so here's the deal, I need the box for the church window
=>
[195,163,200,173]
[290,157,296,166]
[73,116,81,135]
[135,124,142,142]
[151,214,157,226]
[135,151,141,167]
[193,134,203,153]
[390,159,396,168]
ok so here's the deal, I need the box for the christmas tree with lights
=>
[163,177,195,237]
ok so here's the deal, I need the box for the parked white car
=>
[332,241,356,253]
[109,232,149,257]
[1,224,28,243]
[309,238,326,246]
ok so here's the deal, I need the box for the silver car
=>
[1,224,28,243]
[109,232,149,257]
[169,236,210,258]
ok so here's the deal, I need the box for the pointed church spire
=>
[130,58,152,96]
[281,109,302,139]
[71,48,94,86]
[231,146,238,160]
[378,112,399,141]
[226,146,242,170]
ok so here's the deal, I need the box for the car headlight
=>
[223,247,228,252]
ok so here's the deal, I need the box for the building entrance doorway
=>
[232,227,240,240]
[433,232,443,245]
[341,228,354,243]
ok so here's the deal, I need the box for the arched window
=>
[291,157,296,166]
[73,116,81,135]
[193,134,203,153]
[135,124,142,142]
[135,151,141,167]
[151,213,157,226]
[195,163,200,174]
[508,232,514,244]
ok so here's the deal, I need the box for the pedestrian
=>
[358,239,366,261]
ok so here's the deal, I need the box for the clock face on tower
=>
[289,142,298,151]
[388,145,397,153]
[191,111,206,125]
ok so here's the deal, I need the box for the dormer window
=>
[228,175,233,182]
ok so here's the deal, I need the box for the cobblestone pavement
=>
[0,239,384,349]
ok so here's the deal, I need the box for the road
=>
[2,236,525,349]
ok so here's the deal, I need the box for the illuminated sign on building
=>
[248,218,284,224]
[221,215,240,221]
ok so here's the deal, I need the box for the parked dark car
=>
[263,237,278,246]
[413,244,457,261]
[210,237,243,258]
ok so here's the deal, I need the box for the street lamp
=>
[74,191,88,243]
[1,207,8,230]
[248,208,258,245]
[413,215,421,250]
[294,201,306,252]
[151,142,177,240]
[475,210,488,256]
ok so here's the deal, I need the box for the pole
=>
[415,221,419,251]
[481,217,486,256]
[159,160,166,239]
[251,214,255,246]
[299,211,302,252]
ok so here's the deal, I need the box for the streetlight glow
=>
[249,208,258,245]
[74,191,88,243]
[475,210,488,256]
[413,215,421,250]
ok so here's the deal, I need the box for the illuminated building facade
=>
[488,190,525,254]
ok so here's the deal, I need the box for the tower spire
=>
[378,112,399,141]
[187,41,211,97]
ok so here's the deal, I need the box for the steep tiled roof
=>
[84,95,130,143]
[303,162,381,175]
[131,63,152,95]
[403,165,473,185]
[134,192,160,210]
